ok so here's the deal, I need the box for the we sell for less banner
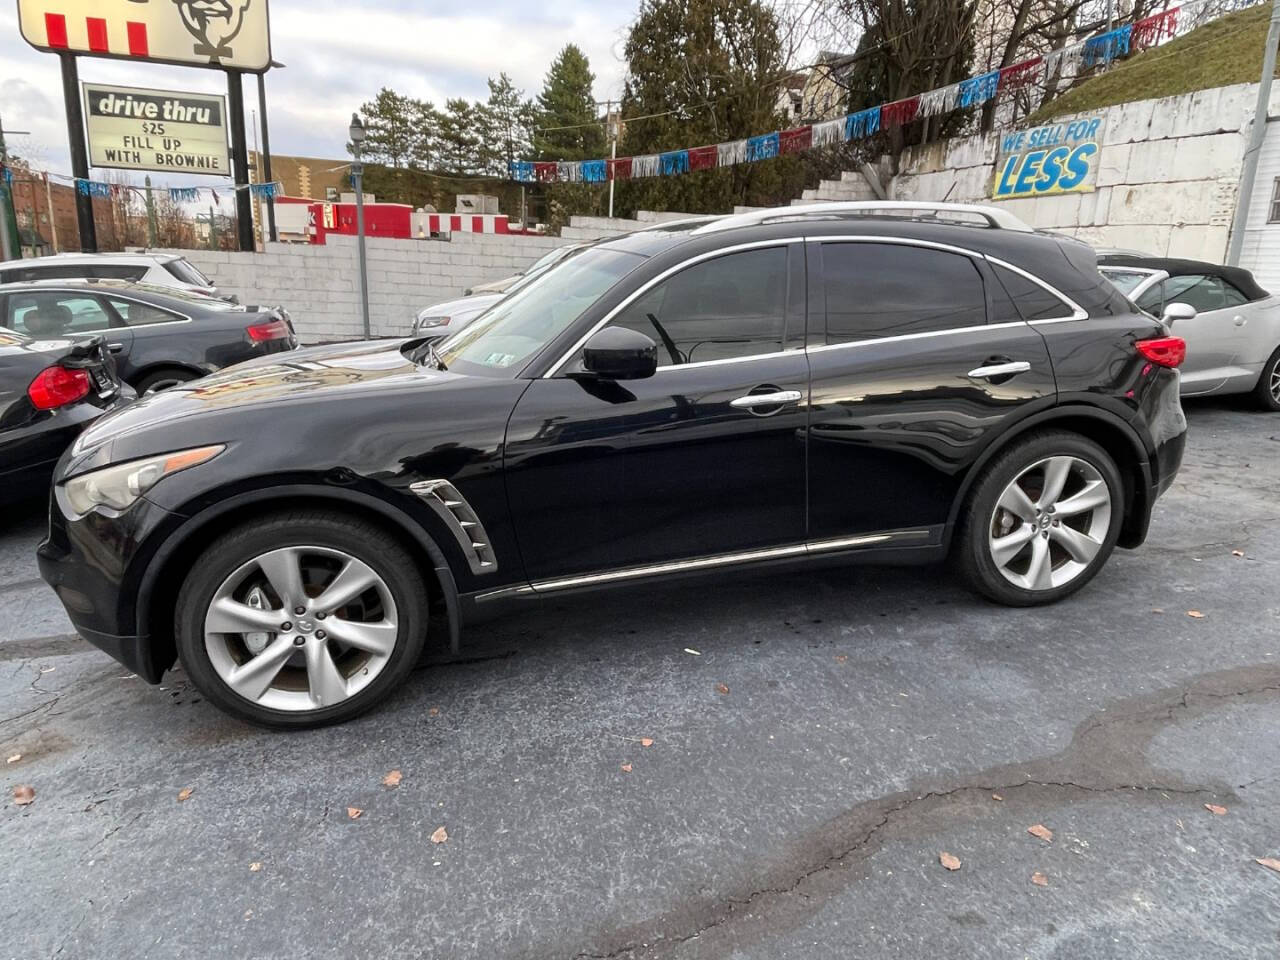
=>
[83,82,230,176]
[992,116,1106,199]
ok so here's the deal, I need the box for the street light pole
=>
[349,113,372,340]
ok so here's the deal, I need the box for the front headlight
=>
[63,445,225,517]
[416,314,450,332]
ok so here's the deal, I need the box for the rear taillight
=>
[28,366,92,410]
[1136,336,1186,369]
[246,318,290,343]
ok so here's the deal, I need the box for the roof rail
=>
[692,201,1034,234]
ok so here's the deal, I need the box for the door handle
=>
[730,390,803,409]
[968,361,1031,379]
[107,342,125,354]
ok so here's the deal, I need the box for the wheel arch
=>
[127,361,207,389]
[944,405,1154,551]
[136,484,461,681]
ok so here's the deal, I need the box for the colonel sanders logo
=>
[172,0,253,62]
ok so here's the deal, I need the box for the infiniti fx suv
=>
[38,202,1188,727]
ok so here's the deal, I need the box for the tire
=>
[1253,344,1280,412]
[954,431,1124,606]
[134,367,200,394]
[175,510,429,729]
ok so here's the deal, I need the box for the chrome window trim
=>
[806,319,1033,355]
[542,238,804,378]
[474,528,930,601]
[983,255,1088,321]
[6,287,195,330]
[804,233,983,258]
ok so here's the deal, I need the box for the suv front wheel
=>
[956,431,1124,606]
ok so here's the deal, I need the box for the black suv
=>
[38,203,1187,727]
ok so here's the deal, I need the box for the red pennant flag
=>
[779,126,814,154]
[880,97,920,127]
[687,145,717,170]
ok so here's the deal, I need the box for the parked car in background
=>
[1099,255,1280,410]
[0,253,221,298]
[463,242,581,296]
[0,280,297,394]
[38,201,1187,728]
[1,326,130,501]
[416,244,587,336]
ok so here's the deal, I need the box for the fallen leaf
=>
[6,753,20,764]
[1256,858,1280,873]
[939,851,961,871]
[249,862,262,872]
[12,785,35,806]
[992,794,1003,802]
[382,770,403,788]
[684,648,702,656]
[177,787,193,803]
[640,738,654,748]
[1028,824,1054,843]
[428,707,440,717]
[716,683,730,695]
[1187,610,1206,619]
[1204,803,1228,816]
[1031,872,1049,887]
[1232,550,1245,558]
[1152,608,1164,614]
[347,806,363,820]
[834,655,848,664]
[620,763,633,773]
[430,826,448,844]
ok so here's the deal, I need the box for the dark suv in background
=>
[38,202,1187,728]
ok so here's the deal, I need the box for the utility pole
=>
[257,70,278,243]
[0,111,19,261]
[60,53,96,252]
[607,101,619,219]
[145,176,159,247]
[1227,0,1280,266]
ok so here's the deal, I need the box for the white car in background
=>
[0,252,221,298]
[463,243,581,296]
[1099,255,1280,410]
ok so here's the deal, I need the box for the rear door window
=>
[992,264,1075,321]
[1138,275,1225,314]
[6,292,116,337]
[821,242,987,343]
[107,298,184,326]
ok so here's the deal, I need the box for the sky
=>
[0,0,637,208]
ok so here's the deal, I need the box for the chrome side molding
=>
[409,479,498,575]
[475,528,931,601]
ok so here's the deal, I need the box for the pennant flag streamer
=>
[581,159,607,182]
[918,84,960,118]
[633,154,660,178]
[846,107,881,140]
[688,145,718,170]
[718,139,747,166]
[1082,25,1133,66]
[2,166,13,187]
[880,96,921,127]
[169,186,200,203]
[810,117,845,146]
[999,57,1043,92]
[745,132,780,162]
[780,125,813,154]
[76,179,113,199]
[1132,7,1180,49]
[959,71,1000,108]
[661,150,690,176]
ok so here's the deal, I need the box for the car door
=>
[2,290,133,368]
[503,242,810,582]
[805,239,1057,544]
[1134,275,1249,393]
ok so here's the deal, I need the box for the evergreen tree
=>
[477,73,535,177]
[533,44,605,161]
[354,88,419,168]
[437,98,482,174]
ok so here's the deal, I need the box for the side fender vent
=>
[409,479,498,575]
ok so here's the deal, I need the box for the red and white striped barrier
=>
[415,213,512,235]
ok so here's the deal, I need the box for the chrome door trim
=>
[982,255,1088,321]
[473,528,931,601]
[409,479,498,574]
[542,238,805,378]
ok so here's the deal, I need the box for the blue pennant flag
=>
[959,71,1000,108]
[660,150,689,176]
[251,182,278,200]
[1082,25,1132,67]
[1,166,12,187]
[745,132,780,163]
[509,161,535,182]
[581,159,607,183]
[845,107,881,140]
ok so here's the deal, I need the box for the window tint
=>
[5,264,94,282]
[604,247,788,366]
[1140,275,1224,314]
[1100,268,1156,296]
[163,259,212,287]
[822,243,986,343]
[993,264,1074,321]
[1222,282,1250,307]
[6,293,114,337]
[107,298,181,326]
[91,265,148,281]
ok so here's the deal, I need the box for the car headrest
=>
[23,303,73,337]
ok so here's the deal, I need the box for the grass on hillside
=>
[1024,2,1278,124]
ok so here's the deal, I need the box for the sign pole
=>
[1227,0,1280,265]
[225,69,256,252]
[59,53,96,252]
[257,72,277,243]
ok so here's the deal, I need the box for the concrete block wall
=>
[166,232,568,342]
[890,82,1275,262]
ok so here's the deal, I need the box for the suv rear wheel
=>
[956,431,1124,606]
[175,511,429,728]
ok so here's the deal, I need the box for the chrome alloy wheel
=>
[988,456,1112,592]
[1270,359,1280,404]
[203,546,399,712]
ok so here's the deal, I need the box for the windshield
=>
[436,247,645,377]
[506,245,582,296]
[1100,268,1156,296]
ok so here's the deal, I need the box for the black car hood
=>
[64,338,464,472]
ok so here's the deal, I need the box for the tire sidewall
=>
[176,516,428,729]
[962,433,1124,606]
[1256,346,1280,412]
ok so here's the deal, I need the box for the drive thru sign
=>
[17,0,272,71]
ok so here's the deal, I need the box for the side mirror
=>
[1162,301,1196,324]
[580,327,657,381]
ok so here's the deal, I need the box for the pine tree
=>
[533,44,605,161]
[477,73,535,177]
[354,88,418,169]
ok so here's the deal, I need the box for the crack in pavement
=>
[566,662,1280,960]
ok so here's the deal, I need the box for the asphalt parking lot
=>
[2,398,1279,960]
